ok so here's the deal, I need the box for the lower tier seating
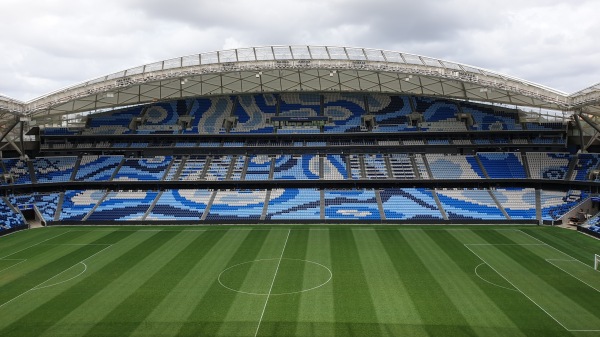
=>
[2,188,590,225]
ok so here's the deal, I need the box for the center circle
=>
[218,258,332,295]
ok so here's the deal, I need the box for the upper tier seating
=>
[388,154,417,179]
[477,153,526,178]
[178,156,208,181]
[435,189,505,220]
[363,154,389,179]
[571,153,600,181]
[380,188,443,220]
[245,155,272,180]
[112,156,172,181]
[324,93,365,133]
[204,155,234,181]
[86,190,158,221]
[205,189,266,220]
[2,158,32,185]
[526,152,571,180]
[491,188,536,219]
[279,93,320,117]
[191,97,233,134]
[413,97,459,122]
[323,189,380,220]
[75,155,123,182]
[145,189,211,220]
[230,94,276,134]
[411,155,430,179]
[368,94,412,125]
[426,154,485,179]
[137,101,185,134]
[33,156,77,183]
[266,188,321,220]
[84,107,140,135]
[272,155,319,180]
[323,155,348,180]
[460,102,520,130]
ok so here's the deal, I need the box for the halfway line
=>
[254,229,291,337]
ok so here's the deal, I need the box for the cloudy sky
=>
[0,0,598,101]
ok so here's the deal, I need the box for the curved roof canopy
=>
[1,46,599,124]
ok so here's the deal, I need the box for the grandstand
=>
[3,45,600,337]
[0,45,599,231]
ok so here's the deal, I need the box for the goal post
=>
[595,254,600,270]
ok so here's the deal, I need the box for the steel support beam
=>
[0,119,19,144]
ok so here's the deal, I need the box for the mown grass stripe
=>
[50,230,192,337]
[85,230,225,336]
[377,229,478,337]
[0,229,111,305]
[0,228,70,257]
[468,231,600,331]
[295,228,334,337]
[128,229,251,337]
[406,230,523,337]
[218,229,292,337]
[175,229,271,337]
[443,229,569,337]
[353,229,428,337]
[0,230,162,337]
[520,228,599,265]
[330,228,381,337]
[255,229,309,336]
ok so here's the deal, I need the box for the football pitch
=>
[1,226,600,337]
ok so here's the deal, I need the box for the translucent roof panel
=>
[326,47,347,60]
[273,46,293,60]
[309,46,329,59]
[402,54,424,65]
[421,57,442,67]
[201,52,219,65]
[291,46,311,59]
[440,61,462,71]
[364,49,386,62]
[346,48,367,60]
[255,47,275,61]
[163,58,182,70]
[182,55,200,67]
[382,51,404,63]
[125,66,144,76]
[219,50,237,63]
[236,48,256,62]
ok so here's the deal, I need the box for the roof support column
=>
[579,113,600,152]
[573,114,587,153]
[0,118,19,144]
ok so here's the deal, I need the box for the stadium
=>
[1,45,600,336]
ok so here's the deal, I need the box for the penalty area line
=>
[0,244,112,309]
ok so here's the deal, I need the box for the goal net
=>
[595,254,600,270]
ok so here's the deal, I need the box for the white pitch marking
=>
[473,263,518,292]
[218,258,332,296]
[546,259,600,293]
[0,244,112,309]
[0,231,71,260]
[254,229,291,337]
[0,259,26,274]
[516,229,590,266]
[464,244,572,332]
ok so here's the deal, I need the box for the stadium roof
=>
[1,45,599,124]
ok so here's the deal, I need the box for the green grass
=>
[0,225,599,336]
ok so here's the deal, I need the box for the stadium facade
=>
[1,45,600,232]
